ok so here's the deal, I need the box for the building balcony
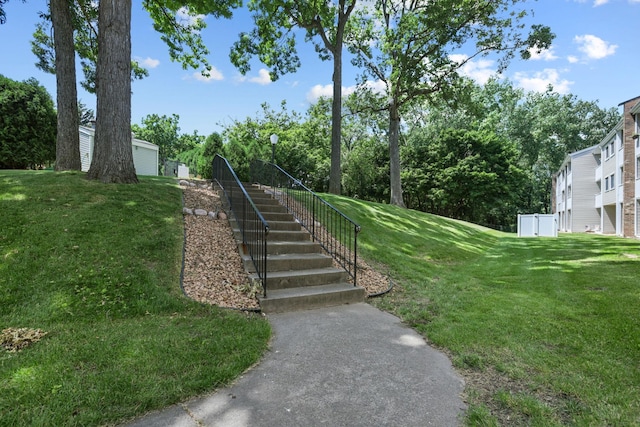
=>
[595,165,602,182]
[595,193,602,208]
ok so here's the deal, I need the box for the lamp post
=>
[270,134,278,164]
[270,134,278,190]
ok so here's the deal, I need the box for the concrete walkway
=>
[122,303,466,427]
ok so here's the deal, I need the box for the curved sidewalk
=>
[123,303,466,426]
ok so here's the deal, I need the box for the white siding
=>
[569,150,601,232]
[78,126,159,176]
[132,139,159,176]
[79,128,93,172]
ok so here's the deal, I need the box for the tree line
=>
[0,1,620,228]
[2,0,553,189]
[0,71,619,229]
[190,80,618,230]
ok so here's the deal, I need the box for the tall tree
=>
[403,127,526,227]
[86,0,137,183]
[231,0,357,195]
[32,0,240,183]
[32,2,148,94]
[348,0,554,206]
[51,0,81,171]
[0,75,57,169]
[32,0,147,173]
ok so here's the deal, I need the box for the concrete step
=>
[266,241,322,255]
[261,212,295,222]
[244,253,333,272]
[268,230,311,242]
[273,253,332,271]
[230,226,308,243]
[253,198,281,206]
[251,267,349,290]
[243,240,322,255]
[258,283,366,313]
[243,220,301,231]
[255,204,288,213]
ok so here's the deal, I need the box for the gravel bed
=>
[180,180,391,310]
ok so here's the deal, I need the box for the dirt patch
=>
[458,363,575,425]
[1,328,48,352]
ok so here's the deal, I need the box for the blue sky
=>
[1,0,639,137]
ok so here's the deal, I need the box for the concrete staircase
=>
[229,184,365,313]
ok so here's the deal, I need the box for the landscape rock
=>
[217,211,227,220]
[183,207,193,215]
[208,211,217,219]
[194,209,208,216]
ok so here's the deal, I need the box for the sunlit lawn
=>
[0,171,270,426]
[324,194,640,426]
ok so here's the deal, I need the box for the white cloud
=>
[572,0,609,5]
[191,66,224,82]
[306,84,333,103]
[528,47,558,61]
[136,56,160,69]
[176,7,205,28]
[574,34,617,59]
[567,55,579,64]
[306,80,386,103]
[514,68,573,94]
[450,54,498,85]
[248,69,272,85]
[361,79,387,94]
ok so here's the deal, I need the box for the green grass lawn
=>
[0,171,270,426]
[323,194,640,426]
[3,171,639,426]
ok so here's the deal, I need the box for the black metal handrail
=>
[213,155,269,297]
[251,159,360,286]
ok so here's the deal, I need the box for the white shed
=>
[79,126,159,176]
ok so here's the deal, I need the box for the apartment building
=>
[553,95,640,238]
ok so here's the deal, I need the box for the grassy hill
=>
[323,193,640,426]
[0,171,270,426]
[2,171,638,426]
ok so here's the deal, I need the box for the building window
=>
[568,185,572,198]
[636,156,640,180]
[620,167,624,185]
[604,173,616,191]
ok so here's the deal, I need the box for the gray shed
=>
[79,126,159,176]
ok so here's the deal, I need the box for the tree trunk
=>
[329,37,342,195]
[87,0,138,183]
[389,98,405,207]
[51,0,81,171]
